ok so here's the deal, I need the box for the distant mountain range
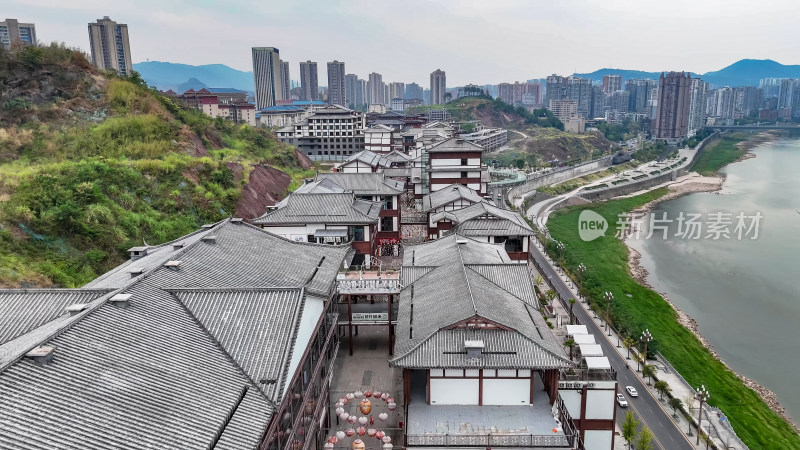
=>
[133,61,254,92]
[574,59,800,87]
[134,59,800,94]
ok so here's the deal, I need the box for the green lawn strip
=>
[545,190,800,450]
[691,134,749,176]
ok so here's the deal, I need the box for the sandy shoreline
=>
[620,133,799,431]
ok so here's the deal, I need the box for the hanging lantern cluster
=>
[327,389,397,448]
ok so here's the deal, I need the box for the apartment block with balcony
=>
[425,137,490,196]
[276,105,366,161]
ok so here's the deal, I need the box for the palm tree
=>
[654,380,671,402]
[642,364,656,386]
[545,289,557,304]
[535,275,544,286]
[622,337,635,360]
[564,338,576,361]
[568,298,576,324]
[669,397,683,418]
[633,352,644,372]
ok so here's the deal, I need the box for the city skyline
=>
[4,0,799,86]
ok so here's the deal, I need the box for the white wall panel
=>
[585,390,615,420]
[583,430,613,450]
[559,390,582,420]
[482,379,530,405]
[430,379,479,405]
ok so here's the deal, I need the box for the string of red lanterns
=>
[327,389,397,449]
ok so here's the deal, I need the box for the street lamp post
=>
[557,241,565,262]
[696,385,710,445]
[577,263,586,302]
[640,328,653,366]
[604,291,614,336]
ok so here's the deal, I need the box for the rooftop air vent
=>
[456,238,469,245]
[455,139,464,144]
[109,293,132,308]
[163,260,182,270]
[128,267,145,277]
[172,242,185,251]
[64,303,89,316]
[201,224,215,229]
[128,246,148,259]
[231,218,243,223]
[26,346,55,365]
[201,235,217,244]
[465,340,484,359]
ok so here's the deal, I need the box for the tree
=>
[684,395,697,435]
[669,397,683,418]
[545,290,557,304]
[568,298,576,324]
[514,158,525,169]
[621,411,638,449]
[654,380,671,402]
[623,337,635,360]
[636,426,654,450]
[633,352,644,372]
[564,339,576,361]
[642,364,656,386]
[535,275,544,286]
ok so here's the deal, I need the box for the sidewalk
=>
[531,239,748,450]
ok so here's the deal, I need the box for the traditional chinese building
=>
[0,219,352,450]
[390,234,579,448]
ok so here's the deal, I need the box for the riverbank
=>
[621,132,799,434]
[545,182,800,448]
[624,177,796,431]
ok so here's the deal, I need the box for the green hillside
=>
[0,44,313,288]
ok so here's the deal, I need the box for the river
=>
[627,137,800,421]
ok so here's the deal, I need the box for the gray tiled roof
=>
[425,137,485,153]
[344,150,383,167]
[0,280,274,450]
[391,234,570,370]
[293,177,348,194]
[0,220,351,450]
[316,172,403,195]
[432,202,534,236]
[422,184,488,212]
[252,193,381,225]
[0,289,110,345]
[171,288,305,400]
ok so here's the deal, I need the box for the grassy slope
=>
[691,133,750,176]
[545,191,800,449]
[0,45,313,287]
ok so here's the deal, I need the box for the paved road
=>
[530,246,694,450]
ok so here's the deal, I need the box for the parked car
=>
[616,394,628,407]
[626,386,638,397]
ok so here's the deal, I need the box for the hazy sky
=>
[6,0,798,86]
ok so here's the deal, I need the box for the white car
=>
[616,394,628,407]
[626,386,638,397]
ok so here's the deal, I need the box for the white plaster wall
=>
[430,379,479,405]
[286,295,325,390]
[560,390,583,420]
[482,379,530,405]
[585,389,615,420]
[583,430,613,450]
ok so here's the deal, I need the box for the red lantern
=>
[380,393,388,401]
[328,436,339,444]
[357,426,366,436]
[364,389,374,398]
[367,428,377,437]
[375,430,385,440]
[387,402,397,411]
[373,391,382,399]
[352,439,366,450]
[346,428,356,437]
